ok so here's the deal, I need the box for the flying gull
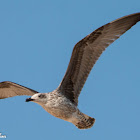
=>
[0,13,140,129]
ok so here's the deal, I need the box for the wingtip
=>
[110,12,140,23]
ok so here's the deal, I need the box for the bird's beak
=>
[26,98,34,102]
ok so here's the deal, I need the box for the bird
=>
[0,13,140,129]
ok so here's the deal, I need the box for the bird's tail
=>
[74,112,95,129]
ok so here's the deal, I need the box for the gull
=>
[0,13,140,129]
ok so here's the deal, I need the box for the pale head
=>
[26,93,48,104]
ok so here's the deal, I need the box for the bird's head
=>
[26,93,48,104]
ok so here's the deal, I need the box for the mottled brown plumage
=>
[0,81,38,99]
[0,13,140,129]
[58,13,140,106]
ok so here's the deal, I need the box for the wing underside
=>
[0,81,38,99]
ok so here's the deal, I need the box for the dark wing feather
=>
[58,13,140,106]
[0,81,38,99]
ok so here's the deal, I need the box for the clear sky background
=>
[0,0,140,140]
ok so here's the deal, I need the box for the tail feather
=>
[75,113,95,129]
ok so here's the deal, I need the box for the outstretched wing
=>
[58,13,140,106]
[0,81,38,99]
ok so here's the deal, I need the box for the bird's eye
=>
[38,94,46,98]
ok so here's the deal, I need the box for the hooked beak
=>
[26,97,34,102]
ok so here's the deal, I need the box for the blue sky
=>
[0,0,140,140]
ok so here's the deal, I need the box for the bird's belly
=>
[41,103,76,121]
